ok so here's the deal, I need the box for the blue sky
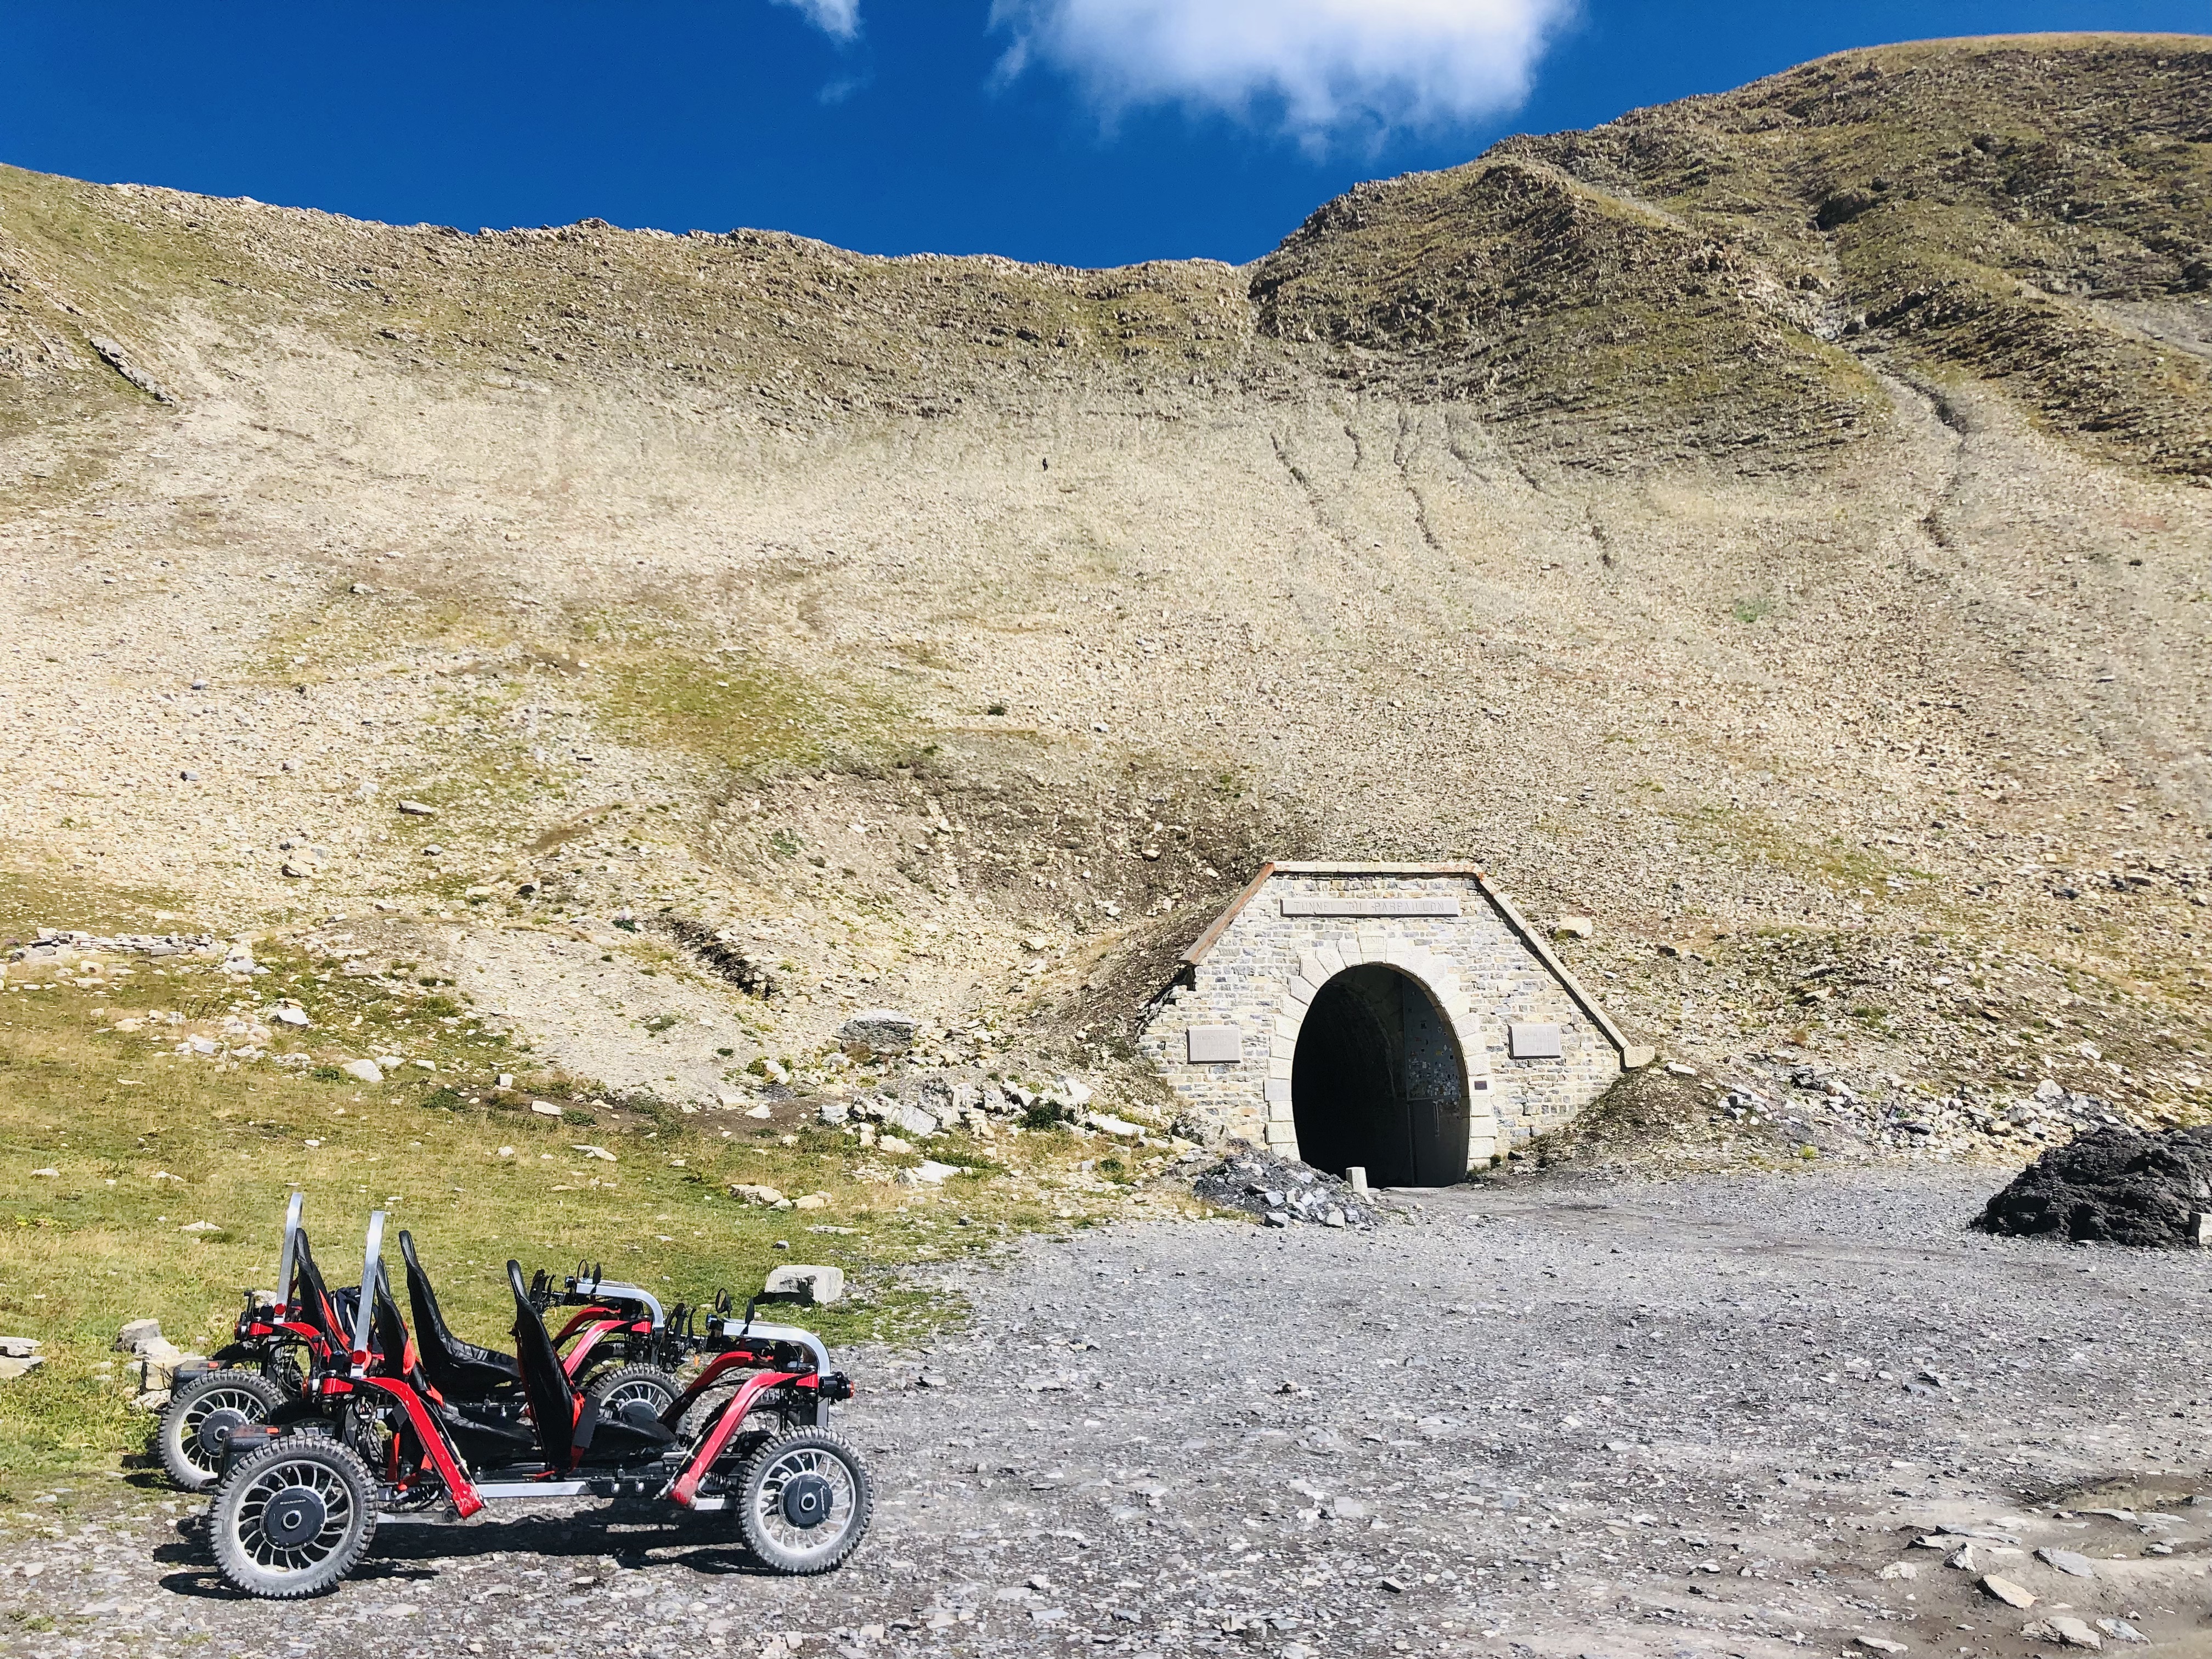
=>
[3,2,2204,268]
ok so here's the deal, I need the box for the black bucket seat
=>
[398,1231,521,1402]
[370,1262,537,1461]
[506,1261,675,1470]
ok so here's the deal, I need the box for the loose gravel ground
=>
[10,1167,2212,1658]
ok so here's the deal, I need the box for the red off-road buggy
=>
[206,1212,870,1597]
[160,1199,682,1489]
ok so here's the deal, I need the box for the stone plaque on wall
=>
[1278,896,1461,917]
[1508,1022,1564,1059]
[1187,1026,1243,1064]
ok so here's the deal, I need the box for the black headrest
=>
[370,1263,413,1376]
[293,1234,342,1342]
[400,1231,450,1336]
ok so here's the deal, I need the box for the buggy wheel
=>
[160,1371,286,1492]
[584,1363,679,1418]
[734,1429,871,1575]
[211,1436,378,1598]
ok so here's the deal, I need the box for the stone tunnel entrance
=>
[1290,964,1469,1188]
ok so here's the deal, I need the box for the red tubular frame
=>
[359,1376,485,1519]
[670,1369,806,1506]
[549,1306,620,1347]
[559,1320,626,1380]
[664,1347,764,1421]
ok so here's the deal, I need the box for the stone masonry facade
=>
[1138,865,1651,1169]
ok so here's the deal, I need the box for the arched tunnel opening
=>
[1290,964,1470,1188]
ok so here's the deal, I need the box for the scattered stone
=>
[1855,1638,1910,1655]
[2096,1618,2147,1644]
[570,1144,615,1161]
[1878,1561,1918,1580]
[1981,1574,2037,1609]
[0,1353,44,1381]
[531,1101,562,1117]
[2023,1616,2103,1650]
[764,1265,845,1304]
[730,1183,789,1207]
[270,1003,311,1027]
[838,1009,919,1057]
[884,1101,940,1138]
[398,800,438,816]
[132,1337,188,1391]
[0,1337,40,1358]
[114,1319,162,1353]
[179,1221,221,1233]
[2037,1548,2096,1578]
[904,1160,964,1184]
[341,1059,383,1084]
[1555,915,1595,940]
[87,335,175,402]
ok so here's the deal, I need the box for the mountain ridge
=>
[0,33,2206,1145]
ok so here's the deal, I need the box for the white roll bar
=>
[351,1211,385,1378]
[573,1274,666,1329]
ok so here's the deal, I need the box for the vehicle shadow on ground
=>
[152,1511,780,1599]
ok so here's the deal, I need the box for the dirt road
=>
[9,1167,2212,1657]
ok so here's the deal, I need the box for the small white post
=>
[1347,1166,1369,1195]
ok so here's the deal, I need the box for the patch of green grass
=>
[1730,594,1774,624]
[1673,803,1910,898]
[592,640,907,777]
[0,869,188,940]
[0,928,1167,1495]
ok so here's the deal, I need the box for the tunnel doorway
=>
[1290,964,1470,1187]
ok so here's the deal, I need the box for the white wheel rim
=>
[180,1385,269,1472]
[235,1458,357,1577]
[751,1445,858,1562]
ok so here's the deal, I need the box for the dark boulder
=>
[1976,1126,2212,1247]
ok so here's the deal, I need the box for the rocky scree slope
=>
[0,34,2205,1155]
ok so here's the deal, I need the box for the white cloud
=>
[990,0,1568,142]
[772,0,860,43]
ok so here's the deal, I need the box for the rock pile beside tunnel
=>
[1191,1148,1380,1229]
[1974,1126,2212,1246]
